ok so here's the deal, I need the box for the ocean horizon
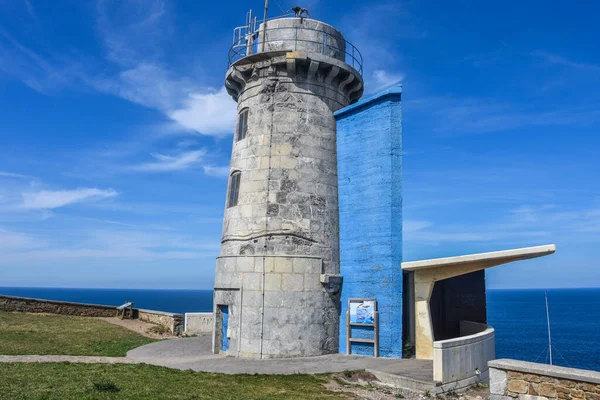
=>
[1,286,598,372]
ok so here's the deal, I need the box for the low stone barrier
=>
[0,295,118,317]
[138,309,184,336]
[0,295,184,336]
[184,312,213,335]
[489,359,600,400]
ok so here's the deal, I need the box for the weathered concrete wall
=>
[185,313,213,335]
[335,85,403,358]
[260,18,347,61]
[214,256,333,358]
[433,323,494,387]
[138,309,184,336]
[219,16,363,358]
[0,295,117,317]
[489,359,600,400]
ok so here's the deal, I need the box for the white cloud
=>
[133,150,206,172]
[20,188,118,210]
[91,66,236,137]
[168,88,237,137]
[203,165,230,178]
[1,1,237,137]
[92,0,236,137]
[370,70,405,93]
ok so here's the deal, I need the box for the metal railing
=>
[228,25,363,76]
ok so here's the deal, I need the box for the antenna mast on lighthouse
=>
[261,0,268,51]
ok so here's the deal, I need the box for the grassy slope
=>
[0,311,155,357]
[0,363,348,400]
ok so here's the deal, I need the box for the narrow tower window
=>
[236,108,249,141]
[227,171,241,208]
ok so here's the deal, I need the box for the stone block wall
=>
[138,309,184,336]
[0,295,118,317]
[214,255,339,358]
[489,359,600,400]
[0,295,184,336]
[335,85,403,357]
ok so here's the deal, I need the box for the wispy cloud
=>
[0,171,34,180]
[20,188,118,210]
[1,0,236,137]
[202,165,230,178]
[91,0,236,137]
[132,150,206,172]
[404,202,600,247]
[0,227,219,264]
[532,51,600,71]
[0,228,47,250]
[369,70,405,93]
[337,1,422,93]
[407,96,600,136]
[23,0,36,20]
[403,220,433,234]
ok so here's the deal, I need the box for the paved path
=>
[0,336,433,387]
[0,355,135,364]
[127,336,433,381]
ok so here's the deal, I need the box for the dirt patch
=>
[99,317,174,339]
[338,370,379,383]
[324,378,408,400]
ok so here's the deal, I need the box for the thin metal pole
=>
[261,0,268,52]
[545,290,553,365]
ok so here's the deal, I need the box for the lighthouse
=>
[213,10,363,358]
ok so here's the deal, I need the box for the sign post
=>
[346,298,379,357]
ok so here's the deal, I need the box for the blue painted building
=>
[335,85,403,358]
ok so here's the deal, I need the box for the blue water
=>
[1,287,598,371]
[487,288,600,371]
[0,287,213,314]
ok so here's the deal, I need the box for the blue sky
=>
[0,0,598,289]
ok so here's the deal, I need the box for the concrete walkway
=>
[127,336,433,383]
[0,336,435,391]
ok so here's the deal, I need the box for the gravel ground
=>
[325,372,491,400]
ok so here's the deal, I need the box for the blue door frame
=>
[219,305,229,352]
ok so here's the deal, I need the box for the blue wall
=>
[335,85,403,358]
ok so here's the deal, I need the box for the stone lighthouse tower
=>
[213,10,363,358]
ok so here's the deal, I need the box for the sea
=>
[1,287,598,372]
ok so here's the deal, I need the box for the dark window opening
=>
[236,108,248,141]
[227,171,241,208]
[429,270,487,341]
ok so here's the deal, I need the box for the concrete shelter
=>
[402,244,556,360]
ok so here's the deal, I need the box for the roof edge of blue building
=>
[334,84,403,119]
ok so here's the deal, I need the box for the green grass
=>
[0,311,156,357]
[0,363,349,400]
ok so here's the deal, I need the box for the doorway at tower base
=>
[212,255,341,358]
[335,85,403,358]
